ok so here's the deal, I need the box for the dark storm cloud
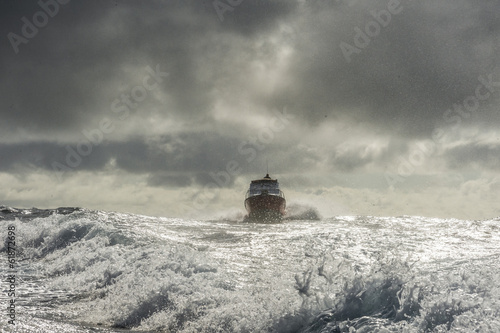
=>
[3,0,498,138]
[213,0,297,35]
[1,0,499,181]
[147,172,192,188]
[0,141,109,172]
[0,0,296,135]
[112,132,322,184]
[0,132,243,177]
[1,0,121,132]
[269,0,500,137]
[113,133,242,174]
[0,129,319,186]
[445,142,500,171]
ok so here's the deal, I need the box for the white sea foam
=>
[1,207,499,332]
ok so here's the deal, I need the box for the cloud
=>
[0,132,262,179]
[2,0,499,140]
[147,172,192,188]
[267,0,500,137]
[1,0,299,138]
[0,141,109,173]
[1,0,500,219]
[445,141,500,171]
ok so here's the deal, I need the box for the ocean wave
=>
[2,207,499,332]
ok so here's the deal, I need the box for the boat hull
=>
[244,194,286,221]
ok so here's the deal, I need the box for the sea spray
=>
[1,207,499,332]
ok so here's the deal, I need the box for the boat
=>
[244,173,286,221]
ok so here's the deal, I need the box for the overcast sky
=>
[1,0,500,219]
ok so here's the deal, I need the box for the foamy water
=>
[1,206,499,332]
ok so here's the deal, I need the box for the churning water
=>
[1,205,499,332]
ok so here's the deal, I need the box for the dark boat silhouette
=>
[244,173,286,221]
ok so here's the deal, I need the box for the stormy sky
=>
[1,0,500,219]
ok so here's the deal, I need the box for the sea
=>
[0,204,499,332]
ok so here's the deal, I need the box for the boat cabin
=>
[246,174,284,198]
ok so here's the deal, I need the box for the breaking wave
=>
[284,203,322,221]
